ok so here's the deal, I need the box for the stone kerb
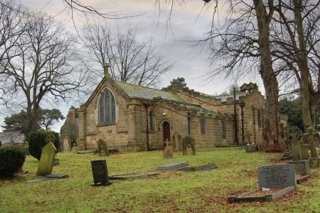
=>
[228,164,296,203]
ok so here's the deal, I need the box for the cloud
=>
[5,0,263,132]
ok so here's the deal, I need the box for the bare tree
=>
[0,12,89,134]
[62,0,284,151]
[82,23,172,87]
[0,0,25,105]
[205,0,320,149]
[192,0,282,151]
[271,1,320,130]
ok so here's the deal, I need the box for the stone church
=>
[77,72,266,152]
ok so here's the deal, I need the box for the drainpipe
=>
[187,112,191,135]
[144,103,150,151]
[233,88,239,145]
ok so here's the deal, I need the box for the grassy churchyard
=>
[1,148,320,212]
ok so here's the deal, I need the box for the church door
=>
[163,121,171,142]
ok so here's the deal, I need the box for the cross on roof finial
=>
[104,63,110,77]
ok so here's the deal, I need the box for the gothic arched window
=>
[99,89,116,124]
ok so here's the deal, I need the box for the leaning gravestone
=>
[36,142,57,176]
[91,160,111,186]
[163,139,173,158]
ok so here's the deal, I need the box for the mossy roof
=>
[115,81,187,103]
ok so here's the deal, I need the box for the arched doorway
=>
[162,121,171,142]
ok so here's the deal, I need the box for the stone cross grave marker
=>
[91,160,111,186]
[304,127,319,168]
[258,164,296,189]
[163,139,173,158]
[291,128,310,161]
[291,132,303,161]
[36,142,57,176]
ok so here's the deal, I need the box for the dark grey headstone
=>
[91,160,111,186]
[258,164,296,189]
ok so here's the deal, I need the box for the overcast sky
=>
[9,0,263,131]
[21,0,262,93]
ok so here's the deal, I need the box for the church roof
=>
[115,81,187,103]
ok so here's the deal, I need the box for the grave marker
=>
[304,127,319,168]
[182,136,195,155]
[163,139,173,158]
[228,164,297,203]
[291,130,310,161]
[36,142,57,176]
[258,164,296,189]
[287,160,310,176]
[97,139,109,156]
[91,160,111,186]
[156,162,189,171]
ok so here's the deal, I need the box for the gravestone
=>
[287,160,310,176]
[300,145,310,160]
[182,136,195,155]
[291,130,310,161]
[163,139,173,158]
[36,142,57,176]
[156,162,189,172]
[304,127,319,168]
[97,139,109,156]
[228,163,297,203]
[258,164,296,189]
[62,136,71,152]
[173,132,182,151]
[91,160,111,186]
[246,144,258,153]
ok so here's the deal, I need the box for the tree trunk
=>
[253,0,284,151]
[293,0,314,129]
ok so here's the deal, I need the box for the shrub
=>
[27,130,60,160]
[0,146,26,179]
